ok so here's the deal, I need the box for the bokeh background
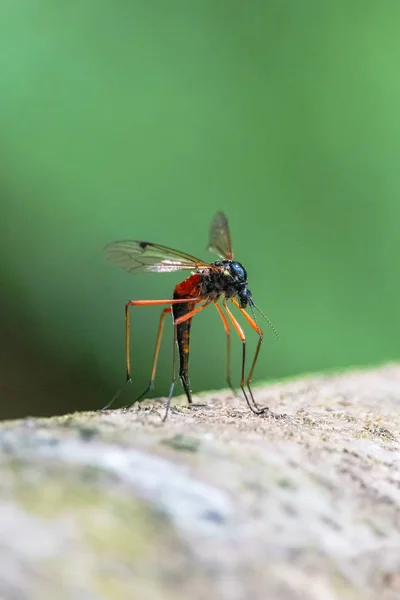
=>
[1,1,400,419]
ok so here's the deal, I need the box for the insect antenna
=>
[249,300,279,338]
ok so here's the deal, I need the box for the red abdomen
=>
[174,273,202,299]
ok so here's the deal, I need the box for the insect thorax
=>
[199,260,248,300]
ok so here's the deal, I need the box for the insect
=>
[103,211,279,420]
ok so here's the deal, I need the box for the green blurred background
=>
[1,1,400,419]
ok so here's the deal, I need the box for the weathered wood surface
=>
[1,365,400,600]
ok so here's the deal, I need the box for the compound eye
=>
[231,262,247,281]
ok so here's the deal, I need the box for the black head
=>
[227,260,247,282]
[222,260,252,309]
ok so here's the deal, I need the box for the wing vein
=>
[104,240,210,274]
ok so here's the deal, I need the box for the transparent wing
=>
[104,240,211,274]
[207,211,233,260]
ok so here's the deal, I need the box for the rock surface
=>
[1,365,400,600]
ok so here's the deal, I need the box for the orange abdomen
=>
[174,273,202,299]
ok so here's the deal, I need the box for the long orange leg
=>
[102,297,200,410]
[160,298,213,421]
[231,298,263,410]
[162,324,178,422]
[222,299,253,412]
[123,307,172,410]
[231,299,265,379]
[214,301,233,391]
[173,298,212,325]
[231,298,285,418]
[222,299,270,415]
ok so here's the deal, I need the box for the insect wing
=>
[207,211,233,260]
[104,240,210,274]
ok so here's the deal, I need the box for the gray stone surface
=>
[1,365,400,599]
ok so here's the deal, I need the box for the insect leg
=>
[162,324,178,422]
[230,298,262,383]
[173,299,212,325]
[214,301,235,395]
[101,297,200,410]
[222,299,265,415]
[231,298,285,419]
[123,307,172,409]
[171,298,212,409]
